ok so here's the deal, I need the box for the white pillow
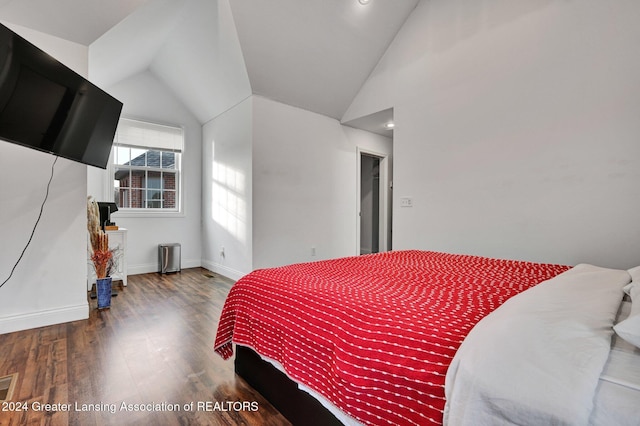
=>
[622,283,634,295]
[614,282,640,348]
[627,265,640,282]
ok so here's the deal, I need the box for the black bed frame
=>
[234,345,344,426]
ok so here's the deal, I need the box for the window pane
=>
[117,188,129,208]
[163,172,176,190]
[163,190,176,209]
[131,188,144,208]
[114,168,129,189]
[130,148,147,166]
[148,189,162,200]
[113,179,120,205]
[148,171,162,189]
[161,152,175,169]
[146,188,162,208]
[129,170,145,190]
[112,119,182,212]
[114,146,130,165]
[147,150,161,168]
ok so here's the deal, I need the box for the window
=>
[112,118,183,213]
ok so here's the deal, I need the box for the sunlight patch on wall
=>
[211,160,247,244]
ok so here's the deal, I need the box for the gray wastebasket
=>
[159,243,181,274]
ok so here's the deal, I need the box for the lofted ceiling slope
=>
[228,0,419,120]
[0,0,419,124]
[0,0,150,45]
[89,0,251,124]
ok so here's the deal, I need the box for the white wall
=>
[202,97,253,280]
[88,0,249,278]
[98,71,203,274]
[344,0,640,269]
[0,24,89,333]
[252,96,392,269]
[201,95,392,277]
[149,0,251,124]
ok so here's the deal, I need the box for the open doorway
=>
[361,154,380,254]
[358,149,391,255]
[344,107,394,255]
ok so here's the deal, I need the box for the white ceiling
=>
[229,0,418,120]
[0,0,419,125]
[0,0,150,45]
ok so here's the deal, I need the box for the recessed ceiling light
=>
[384,122,395,129]
[359,0,370,4]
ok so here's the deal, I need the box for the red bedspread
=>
[214,250,569,425]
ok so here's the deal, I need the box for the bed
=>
[214,250,583,425]
[444,263,640,425]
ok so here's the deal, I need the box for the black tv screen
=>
[0,23,123,169]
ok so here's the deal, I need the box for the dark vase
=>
[96,277,112,309]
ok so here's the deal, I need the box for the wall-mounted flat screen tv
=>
[0,23,123,169]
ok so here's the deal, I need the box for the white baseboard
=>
[126,259,244,281]
[0,303,89,335]
[201,260,245,281]
[127,258,202,276]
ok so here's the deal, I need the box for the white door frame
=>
[356,147,390,255]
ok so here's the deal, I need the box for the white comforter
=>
[443,264,631,426]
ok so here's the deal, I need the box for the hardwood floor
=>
[0,268,291,426]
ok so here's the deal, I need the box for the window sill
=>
[112,209,185,219]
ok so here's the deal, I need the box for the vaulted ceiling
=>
[0,0,419,126]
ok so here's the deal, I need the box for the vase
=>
[96,277,112,309]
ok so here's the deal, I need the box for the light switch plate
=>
[400,197,413,207]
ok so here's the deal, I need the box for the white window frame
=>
[107,118,185,218]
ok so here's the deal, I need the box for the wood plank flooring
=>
[0,268,291,426]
